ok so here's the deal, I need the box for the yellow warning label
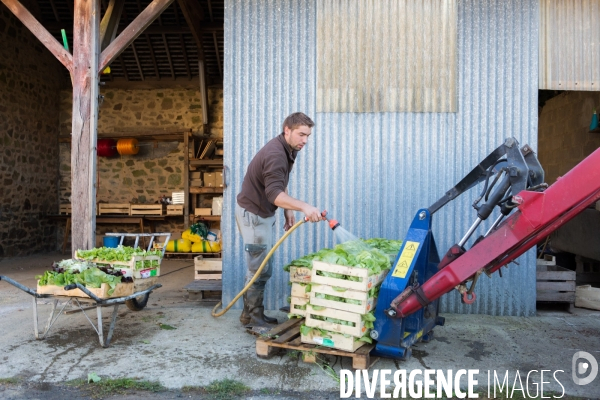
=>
[392,241,420,278]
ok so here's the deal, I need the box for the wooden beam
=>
[48,0,60,22]
[119,54,129,80]
[212,31,221,79]
[99,0,125,51]
[161,30,175,78]
[46,23,223,34]
[99,0,174,72]
[100,77,217,89]
[179,0,209,125]
[180,34,191,80]
[198,60,208,126]
[131,42,144,80]
[176,0,203,49]
[1,0,73,72]
[146,34,160,78]
[71,0,100,253]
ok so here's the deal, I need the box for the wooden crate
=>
[311,261,388,292]
[195,207,212,216]
[256,318,376,369]
[194,256,222,271]
[301,330,366,353]
[290,282,309,299]
[77,254,162,280]
[166,205,184,215]
[37,282,134,299]
[310,283,377,314]
[130,204,165,215]
[195,271,222,280]
[536,265,576,304]
[289,297,308,317]
[59,204,71,214]
[305,304,367,338]
[289,266,311,283]
[98,203,130,215]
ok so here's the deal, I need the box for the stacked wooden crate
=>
[194,256,222,280]
[536,255,576,311]
[289,265,311,317]
[300,261,388,352]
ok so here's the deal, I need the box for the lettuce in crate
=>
[284,238,401,278]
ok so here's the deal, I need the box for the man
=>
[236,112,323,332]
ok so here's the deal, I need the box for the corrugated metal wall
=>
[224,0,539,316]
[539,0,600,90]
[317,0,458,112]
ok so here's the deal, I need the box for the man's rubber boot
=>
[239,292,251,325]
[243,289,278,332]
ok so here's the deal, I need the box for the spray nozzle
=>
[329,219,340,230]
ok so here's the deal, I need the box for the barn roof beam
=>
[1,0,73,71]
[99,0,174,72]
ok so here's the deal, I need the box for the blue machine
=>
[370,209,445,360]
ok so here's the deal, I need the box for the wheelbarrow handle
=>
[0,275,42,298]
[64,284,78,291]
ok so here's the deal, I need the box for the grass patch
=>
[67,377,164,398]
[204,378,250,400]
[181,385,201,393]
[0,377,19,385]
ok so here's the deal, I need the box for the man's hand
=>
[303,205,323,223]
[283,209,295,231]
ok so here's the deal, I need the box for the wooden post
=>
[71,0,100,254]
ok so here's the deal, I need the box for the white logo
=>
[572,351,598,385]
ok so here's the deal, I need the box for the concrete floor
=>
[0,252,599,398]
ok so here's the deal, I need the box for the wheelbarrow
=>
[0,275,161,347]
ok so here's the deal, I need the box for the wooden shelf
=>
[59,130,192,143]
[189,159,223,167]
[191,215,221,221]
[189,187,223,194]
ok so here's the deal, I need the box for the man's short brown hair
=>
[282,112,315,132]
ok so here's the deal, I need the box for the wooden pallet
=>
[184,279,222,301]
[255,318,377,369]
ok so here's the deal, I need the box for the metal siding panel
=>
[540,0,600,90]
[224,0,538,316]
[316,0,458,112]
[223,0,317,311]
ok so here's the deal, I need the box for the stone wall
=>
[538,91,600,184]
[58,87,223,247]
[0,5,65,257]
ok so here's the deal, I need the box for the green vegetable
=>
[76,245,161,264]
[37,267,123,295]
[284,238,399,278]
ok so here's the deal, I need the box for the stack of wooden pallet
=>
[300,260,388,352]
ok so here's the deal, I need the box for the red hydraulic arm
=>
[394,146,600,318]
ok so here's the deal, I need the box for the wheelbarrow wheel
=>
[125,293,150,311]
